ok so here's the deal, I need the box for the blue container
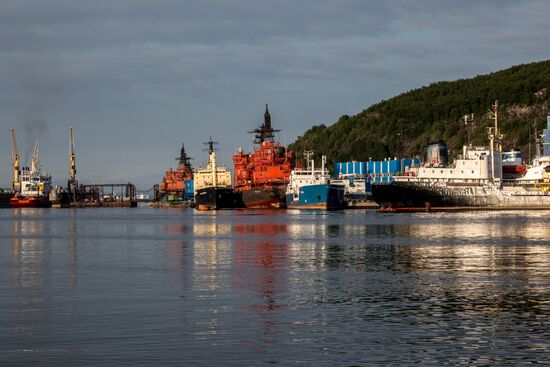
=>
[334,161,367,176]
[184,180,194,200]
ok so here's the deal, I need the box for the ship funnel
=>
[424,140,449,167]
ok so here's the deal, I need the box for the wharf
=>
[149,201,194,208]
[346,200,379,209]
[69,200,137,208]
[379,205,550,212]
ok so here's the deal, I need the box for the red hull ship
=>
[10,195,51,208]
[233,105,296,208]
[159,144,194,201]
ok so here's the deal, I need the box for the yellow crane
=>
[68,127,78,202]
[69,127,76,182]
[31,138,40,173]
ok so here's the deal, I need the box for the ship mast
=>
[249,104,281,144]
[176,143,193,169]
[464,113,475,147]
[488,101,503,182]
[204,137,219,187]
[303,150,314,171]
[490,101,503,152]
[11,129,20,192]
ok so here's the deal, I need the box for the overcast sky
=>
[1,0,549,189]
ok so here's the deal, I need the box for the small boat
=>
[285,152,345,210]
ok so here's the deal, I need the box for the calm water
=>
[1,207,550,366]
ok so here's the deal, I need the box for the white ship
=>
[372,102,550,210]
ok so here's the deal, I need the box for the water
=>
[1,207,550,366]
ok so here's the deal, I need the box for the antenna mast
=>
[489,101,503,152]
[303,150,314,170]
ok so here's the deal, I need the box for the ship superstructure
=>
[194,138,238,210]
[372,103,550,210]
[160,143,194,201]
[233,105,296,208]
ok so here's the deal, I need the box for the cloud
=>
[0,0,549,187]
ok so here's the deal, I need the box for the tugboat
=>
[233,105,296,208]
[10,136,52,208]
[194,137,239,210]
[371,104,550,210]
[285,151,345,210]
[159,143,194,202]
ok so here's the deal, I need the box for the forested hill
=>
[290,60,550,163]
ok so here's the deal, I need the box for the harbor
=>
[4,105,550,212]
[4,1,550,365]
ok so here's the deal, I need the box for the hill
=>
[290,60,550,163]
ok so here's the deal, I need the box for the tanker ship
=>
[233,105,296,208]
[372,103,550,210]
[159,143,194,201]
[194,138,239,210]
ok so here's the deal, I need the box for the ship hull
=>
[236,186,286,209]
[0,192,14,208]
[195,187,239,210]
[371,180,550,210]
[286,184,345,210]
[10,195,52,208]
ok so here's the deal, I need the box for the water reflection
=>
[11,209,48,290]
[164,224,190,234]
[234,222,289,344]
[191,217,233,340]
[68,216,78,289]
[3,208,550,365]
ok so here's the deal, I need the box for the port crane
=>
[31,138,40,172]
[11,129,20,193]
[68,127,79,202]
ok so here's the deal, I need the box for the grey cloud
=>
[1,0,549,187]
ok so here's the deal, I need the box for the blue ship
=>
[285,152,345,210]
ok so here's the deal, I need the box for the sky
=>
[1,0,549,190]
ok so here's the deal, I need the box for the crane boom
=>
[11,129,21,192]
[69,127,76,182]
[31,138,40,172]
